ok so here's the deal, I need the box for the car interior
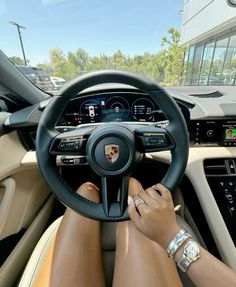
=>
[0,45,236,287]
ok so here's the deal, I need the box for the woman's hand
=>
[128,179,181,250]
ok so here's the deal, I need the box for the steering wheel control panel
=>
[204,158,236,245]
[189,119,236,147]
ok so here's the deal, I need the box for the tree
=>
[75,48,89,72]
[49,47,77,80]
[112,50,126,69]
[161,27,185,85]
[49,47,67,78]
[36,27,184,85]
[9,56,25,65]
[67,49,88,76]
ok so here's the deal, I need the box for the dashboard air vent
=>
[189,91,223,98]
[204,158,236,176]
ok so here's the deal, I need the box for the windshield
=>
[1,0,236,92]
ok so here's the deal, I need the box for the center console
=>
[204,158,236,245]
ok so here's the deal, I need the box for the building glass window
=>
[222,35,236,85]
[184,46,195,85]
[199,41,215,85]
[190,45,204,85]
[181,47,189,84]
[182,31,236,86]
[209,37,229,85]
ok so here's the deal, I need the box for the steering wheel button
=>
[74,141,80,149]
[150,137,161,144]
[65,142,74,147]
[141,135,167,148]
[60,142,65,148]
[62,158,74,164]
[74,158,81,164]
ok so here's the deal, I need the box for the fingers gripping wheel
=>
[36,70,189,221]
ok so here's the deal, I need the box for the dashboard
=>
[7,88,236,149]
[56,90,236,148]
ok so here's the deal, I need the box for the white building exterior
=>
[180,0,236,85]
[181,0,236,46]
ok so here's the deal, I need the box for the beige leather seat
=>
[19,215,198,287]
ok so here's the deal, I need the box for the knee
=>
[76,182,100,202]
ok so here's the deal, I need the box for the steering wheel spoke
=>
[101,176,129,218]
[134,126,175,152]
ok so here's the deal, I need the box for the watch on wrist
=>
[177,240,200,272]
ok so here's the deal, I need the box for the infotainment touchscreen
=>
[188,120,236,146]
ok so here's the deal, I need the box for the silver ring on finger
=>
[133,195,145,208]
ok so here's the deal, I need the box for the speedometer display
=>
[104,96,130,121]
[131,98,154,121]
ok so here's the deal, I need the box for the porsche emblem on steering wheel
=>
[104,144,119,163]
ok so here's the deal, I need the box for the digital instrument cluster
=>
[58,92,173,126]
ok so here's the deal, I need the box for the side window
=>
[184,46,195,85]
[190,45,204,85]
[199,41,215,85]
[222,35,236,85]
[209,38,229,85]
[181,48,189,85]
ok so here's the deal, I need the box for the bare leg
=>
[113,178,183,287]
[50,183,106,287]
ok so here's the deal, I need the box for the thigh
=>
[112,220,183,287]
[49,183,106,287]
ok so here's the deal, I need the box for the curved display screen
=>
[189,120,236,146]
[58,91,188,126]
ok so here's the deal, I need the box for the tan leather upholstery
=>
[18,217,116,287]
[18,218,59,287]
[19,215,197,287]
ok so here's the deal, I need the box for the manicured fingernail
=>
[128,196,132,205]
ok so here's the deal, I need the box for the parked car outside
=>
[17,65,54,92]
[50,76,66,90]
[199,75,225,85]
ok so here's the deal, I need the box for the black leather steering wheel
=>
[36,70,189,221]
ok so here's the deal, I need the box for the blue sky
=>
[0,0,183,65]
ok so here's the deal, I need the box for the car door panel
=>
[0,130,51,240]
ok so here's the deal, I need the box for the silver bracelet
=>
[167,229,186,256]
[169,233,192,257]
[167,229,192,257]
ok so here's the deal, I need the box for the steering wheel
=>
[36,70,189,221]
